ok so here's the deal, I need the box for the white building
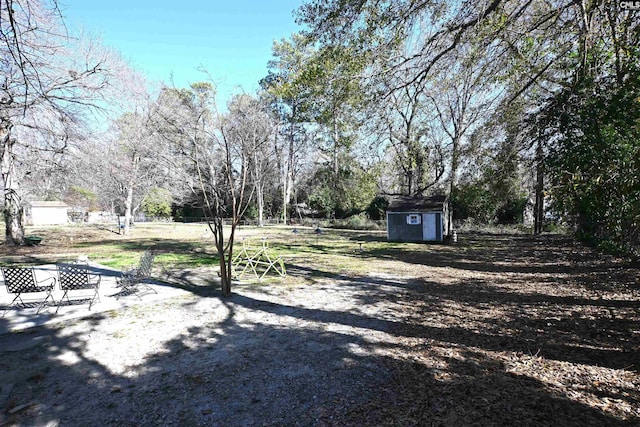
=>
[24,201,69,225]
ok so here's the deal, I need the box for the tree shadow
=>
[0,286,395,425]
[363,232,638,293]
[154,247,640,372]
[1,281,631,426]
[1,232,637,425]
[359,347,630,426]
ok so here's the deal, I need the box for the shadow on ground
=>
[0,232,638,425]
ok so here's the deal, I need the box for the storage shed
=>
[24,201,69,226]
[386,195,450,242]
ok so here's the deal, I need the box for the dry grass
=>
[0,223,638,425]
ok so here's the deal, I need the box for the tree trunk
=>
[274,123,285,225]
[534,139,544,234]
[283,164,293,225]
[225,223,237,296]
[282,116,295,225]
[210,216,232,297]
[3,191,24,245]
[219,253,231,296]
[253,149,265,227]
[447,135,461,236]
[332,118,340,178]
[449,135,460,196]
[1,119,24,245]
[123,183,134,235]
[217,220,233,297]
[256,183,265,227]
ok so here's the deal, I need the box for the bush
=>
[243,205,258,220]
[366,196,389,220]
[142,188,172,218]
[495,196,528,224]
[328,214,385,230]
[450,184,494,222]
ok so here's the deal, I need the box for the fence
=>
[67,213,387,231]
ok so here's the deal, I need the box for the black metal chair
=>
[1,266,56,315]
[116,250,157,298]
[56,263,101,313]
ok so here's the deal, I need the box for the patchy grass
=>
[0,222,638,424]
[0,223,216,268]
[0,222,407,283]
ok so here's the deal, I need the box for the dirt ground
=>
[0,231,639,426]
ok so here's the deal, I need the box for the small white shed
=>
[386,195,450,242]
[24,201,69,225]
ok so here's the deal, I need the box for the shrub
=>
[142,188,172,218]
[366,196,389,220]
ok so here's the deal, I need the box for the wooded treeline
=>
[1,0,639,258]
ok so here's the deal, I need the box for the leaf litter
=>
[0,232,638,426]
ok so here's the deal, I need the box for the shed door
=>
[422,213,437,240]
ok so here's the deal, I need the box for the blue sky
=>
[60,0,305,105]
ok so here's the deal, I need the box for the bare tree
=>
[101,109,165,234]
[154,83,256,296]
[0,0,127,244]
[369,71,445,196]
[226,94,275,226]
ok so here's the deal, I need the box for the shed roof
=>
[28,201,68,208]
[387,194,447,212]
